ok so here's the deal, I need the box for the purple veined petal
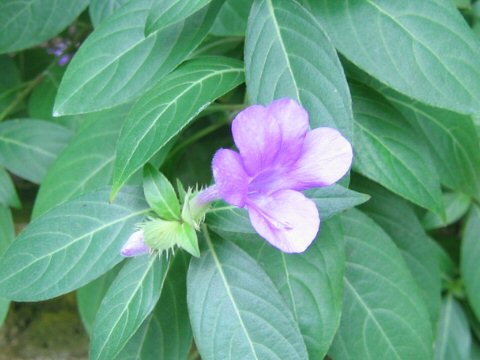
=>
[232,105,281,176]
[289,127,353,190]
[212,148,249,207]
[268,98,309,166]
[121,230,150,257]
[246,190,320,253]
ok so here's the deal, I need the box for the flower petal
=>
[212,149,248,207]
[268,98,309,166]
[121,230,150,257]
[290,127,352,190]
[247,190,319,253]
[232,105,281,175]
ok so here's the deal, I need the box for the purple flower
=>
[121,230,149,257]
[212,98,352,253]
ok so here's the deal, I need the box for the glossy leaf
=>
[146,0,212,35]
[54,0,222,115]
[351,83,443,216]
[423,192,471,230]
[305,0,480,115]
[0,206,14,326]
[90,254,169,360]
[434,296,471,360]
[354,177,441,326]
[0,0,88,53]
[89,0,131,27]
[116,253,192,360]
[188,231,309,360]
[143,164,180,220]
[211,0,252,36]
[462,206,480,321]
[245,0,353,139]
[232,218,345,359]
[0,119,73,184]
[330,209,433,360]
[112,56,244,196]
[0,167,20,209]
[0,187,149,301]
[32,106,130,218]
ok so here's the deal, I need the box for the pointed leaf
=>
[54,0,222,115]
[330,209,433,360]
[305,0,480,115]
[178,223,200,257]
[211,0,252,36]
[0,187,149,301]
[143,164,180,220]
[0,119,73,184]
[90,254,169,360]
[245,0,353,139]
[188,231,308,360]
[112,56,244,195]
[0,167,20,209]
[423,192,471,230]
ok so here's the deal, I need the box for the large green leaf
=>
[422,192,471,230]
[0,119,73,184]
[112,56,244,196]
[0,167,20,209]
[462,206,480,321]
[231,218,344,359]
[245,0,353,139]
[54,0,222,115]
[434,296,471,360]
[0,206,14,326]
[304,0,480,115]
[116,253,192,360]
[32,106,130,218]
[187,230,308,359]
[211,0,252,36]
[90,255,169,360]
[0,187,149,301]
[351,83,443,216]
[89,0,131,28]
[330,210,433,360]
[0,0,88,54]
[354,177,441,326]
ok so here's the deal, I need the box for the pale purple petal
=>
[212,149,248,207]
[246,190,320,253]
[232,105,281,175]
[268,98,309,166]
[289,128,352,190]
[121,230,150,257]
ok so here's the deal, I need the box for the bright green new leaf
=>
[188,231,308,359]
[245,0,353,139]
[0,187,149,301]
[423,192,471,230]
[0,119,73,184]
[330,209,433,360]
[112,56,244,196]
[177,223,200,258]
[90,254,169,360]
[305,0,480,115]
[89,0,131,28]
[0,0,88,53]
[0,167,20,209]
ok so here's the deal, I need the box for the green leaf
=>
[177,223,200,258]
[32,106,131,218]
[431,237,456,286]
[116,253,192,360]
[434,296,471,360]
[54,0,222,115]
[231,218,345,359]
[330,209,433,360]
[0,187,149,301]
[77,265,122,335]
[90,254,169,360]
[0,55,21,113]
[143,164,180,220]
[89,0,131,28]
[351,83,444,216]
[211,0,252,36]
[354,176,441,326]
[112,56,244,196]
[188,230,308,359]
[0,119,73,184]
[146,0,213,35]
[422,192,471,230]
[0,0,88,54]
[0,167,20,208]
[305,0,480,115]
[0,206,14,326]
[461,206,480,321]
[245,0,353,139]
